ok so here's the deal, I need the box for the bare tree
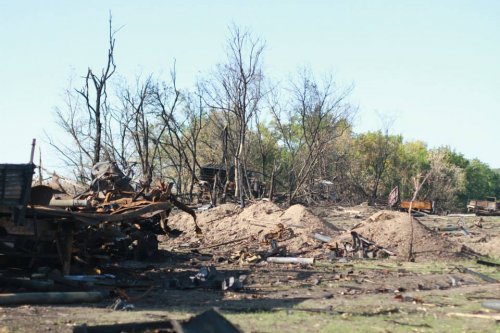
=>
[118,75,156,189]
[151,71,187,195]
[50,15,117,182]
[77,15,117,166]
[183,86,209,201]
[114,67,186,192]
[270,69,353,205]
[202,25,265,207]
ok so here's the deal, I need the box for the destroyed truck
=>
[467,196,500,215]
[387,186,435,214]
[0,144,198,275]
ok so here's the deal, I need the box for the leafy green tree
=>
[464,159,500,200]
[270,69,353,205]
[348,131,402,204]
[394,140,429,199]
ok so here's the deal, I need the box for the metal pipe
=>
[30,138,36,164]
[267,257,315,265]
[49,199,90,207]
[314,233,332,243]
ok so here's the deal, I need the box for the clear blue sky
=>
[1,1,499,171]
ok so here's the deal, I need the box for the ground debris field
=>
[1,201,500,333]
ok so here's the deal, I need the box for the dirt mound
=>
[237,200,282,221]
[165,201,338,255]
[280,204,341,233]
[332,210,464,260]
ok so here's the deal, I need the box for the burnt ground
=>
[1,205,499,333]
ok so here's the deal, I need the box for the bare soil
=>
[332,210,465,260]
[166,200,338,255]
[1,202,499,333]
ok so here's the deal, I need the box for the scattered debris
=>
[222,275,246,291]
[325,230,394,260]
[2,144,500,333]
[110,298,135,311]
[230,249,261,264]
[394,294,423,303]
[164,266,250,291]
[168,201,340,258]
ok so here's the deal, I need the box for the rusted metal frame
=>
[18,164,35,225]
[109,200,151,215]
[0,164,35,225]
[28,202,174,225]
[0,166,6,203]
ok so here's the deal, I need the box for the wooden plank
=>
[400,200,433,211]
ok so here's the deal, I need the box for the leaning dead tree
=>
[202,25,265,207]
[50,16,117,182]
[79,20,116,167]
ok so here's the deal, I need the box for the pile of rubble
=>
[0,161,198,274]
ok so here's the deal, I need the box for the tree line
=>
[51,22,500,211]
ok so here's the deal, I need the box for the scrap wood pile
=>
[321,230,396,260]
